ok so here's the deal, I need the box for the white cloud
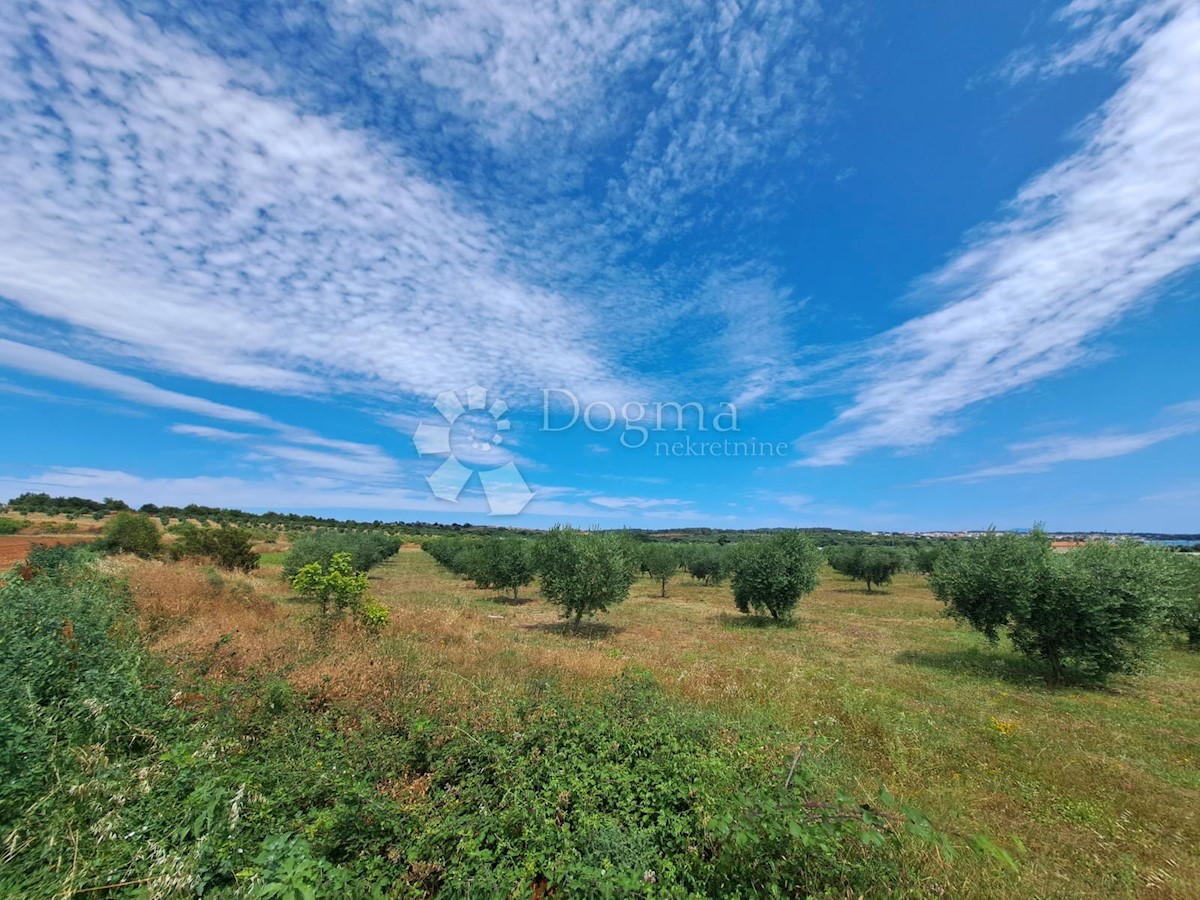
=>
[169,424,250,442]
[0,0,632,406]
[332,0,839,237]
[588,495,692,511]
[0,339,273,426]
[927,400,1200,483]
[800,2,1200,466]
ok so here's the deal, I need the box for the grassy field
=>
[117,547,1200,897]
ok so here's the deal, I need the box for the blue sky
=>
[1,0,1198,532]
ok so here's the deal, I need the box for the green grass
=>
[1,552,932,898]
[9,546,1195,897]
[370,552,1200,897]
[257,551,287,566]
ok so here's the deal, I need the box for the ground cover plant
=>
[0,549,929,898]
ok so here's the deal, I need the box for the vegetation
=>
[534,526,639,626]
[641,543,679,597]
[1166,555,1200,647]
[467,537,536,599]
[0,517,23,535]
[931,531,1172,683]
[96,511,162,558]
[283,530,401,578]
[828,545,910,592]
[168,523,261,572]
[0,549,929,898]
[6,492,130,516]
[291,551,370,618]
[686,544,729,585]
[730,531,823,620]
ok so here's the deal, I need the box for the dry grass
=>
[117,549,1200,898]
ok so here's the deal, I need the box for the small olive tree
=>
[534,526,637,627]
[730,531,823,621]
[931,531,1171,683]
[641,544,680,597]
[472,538,536,600]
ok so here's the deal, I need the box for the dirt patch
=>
[0,535,95,567]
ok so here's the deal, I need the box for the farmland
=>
[3,522,1197,898]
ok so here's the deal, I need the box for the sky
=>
[0,0,1198,533]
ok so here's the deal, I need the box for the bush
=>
[291,552,370,618]
[534,526,638,625]
[283,530,400,578]
[730,531,823,621]
[641,544,679,597]
[0,517,23,536]
[468,537,536,599]
[1165,555,1200,648]
[931,531,1172,683]
[168,524,260,572]
[0,558,153,827]
[97,511,161,558]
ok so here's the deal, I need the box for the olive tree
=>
[931,531,1171,683]
[827,545,907,592]
[687,546,728,585]
[534,526,638,626]
[729,531,823,621]
[1165,555,1200,648]
[472,537,536,600]
[641,544,680,597]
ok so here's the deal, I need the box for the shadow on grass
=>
[713,613,798,630]
[521,621,625,639]
[486,593,538,607]
[828,587,891,596]
[895,647,1056,689]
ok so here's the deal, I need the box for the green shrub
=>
[0,560,153,827]
[24,541,92,574]
[168,524,260,572]
[358,598,391,631]
[283,531,400,578]
[0,517,24,536]
[291,552,370,618]
[931,531,1172,683]
[1166,555,1200,647]
[534,526,638,625]
[730,531,823,620]
[96,511,161,558]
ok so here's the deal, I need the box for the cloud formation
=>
[800,1,1200,466]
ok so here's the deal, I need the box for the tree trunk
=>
[661,579,667,598]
